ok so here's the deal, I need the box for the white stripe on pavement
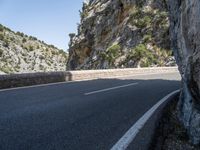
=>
[84,82,139,95]
[110,89,180,150]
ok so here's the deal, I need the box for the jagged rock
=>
[169,0,200,145]
[0,24,68,74]
[68,0,175,70]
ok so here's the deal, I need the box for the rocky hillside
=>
[0,24,68,74]
[67,0,176,70]
[169,0,200,145]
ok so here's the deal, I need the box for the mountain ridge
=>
[0,24,68,74]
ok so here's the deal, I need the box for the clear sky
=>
[0,0,83,51]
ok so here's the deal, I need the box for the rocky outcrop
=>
[68,0,176,70]
[169,0,200,145]
[68,0,200,145]
[0,24,68,74]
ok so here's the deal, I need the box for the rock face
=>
[169,0,200,145]
[0,24,68,74]
[68,0,200,144]
[68,0,176,70]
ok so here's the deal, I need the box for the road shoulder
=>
[126,90,180,150]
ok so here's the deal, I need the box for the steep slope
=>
[169,0,200,145]
[67,0,176,70]
[0,24,68,74]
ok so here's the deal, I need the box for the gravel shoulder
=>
[150,96,200,150]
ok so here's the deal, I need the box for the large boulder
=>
[169,0,200,144]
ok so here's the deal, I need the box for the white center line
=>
[84,82,139,95]
[110,89,180,150]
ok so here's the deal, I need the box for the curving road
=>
[0,72,181,150]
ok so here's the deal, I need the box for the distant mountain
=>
[0,24,68,74]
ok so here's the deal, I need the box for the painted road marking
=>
[110,90,180,150]
[84,82,139,95]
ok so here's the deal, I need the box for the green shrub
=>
[58,50,68,59]
[28,45,34,51]
[52,50,58,55]
[1,67,12,74]
[22,38,27,43]
[107,44,121,58]
[143,34,152,43]
[39,55,45,60]
[134,44,148,58]
[0,24,4,32]
[132,44,167,67]
[22,52,26,57]
[47,62,51,66]
[10,37,14,41]
[154,11,168,26]
[23,57,28,63]
[131,9,142,18]
[16,32,24,37]
[159,11,168,19]
[4,26,11,32]
[0,49,3,57]
[128,44,154,63]
[102,44,121,64]
[135,16,152,28]
[29,36,37,41]
[3,39,9,47]
[143,16,152,26]
[0,33,4,40]
[80,10,88,18]
[15,65,20,70]
[141,60,150,67]
[49,45,55,49]
[136,1,145,7]
[39,64,44,70]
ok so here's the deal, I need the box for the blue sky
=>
[0,0,83,51]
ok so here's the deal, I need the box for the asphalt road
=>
[0,72,181,150]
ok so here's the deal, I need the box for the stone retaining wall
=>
[0,72,71,89]
[0,67,178,89]
[70,67,178,81]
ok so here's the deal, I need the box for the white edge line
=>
[110,89,180,150]
[0,81,68,92]
[0,72,178,92]
[84,83,138,95]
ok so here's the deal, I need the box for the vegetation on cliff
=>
[67,0,176,70]
[0,24,68,74]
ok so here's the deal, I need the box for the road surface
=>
[0,72,181,150]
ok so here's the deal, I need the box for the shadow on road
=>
[0,75,181,150]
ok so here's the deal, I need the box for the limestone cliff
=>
[68,0,175,70]
[169,0,200,145]
[68,0,200,145]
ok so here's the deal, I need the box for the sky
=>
[0,0,83,51]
